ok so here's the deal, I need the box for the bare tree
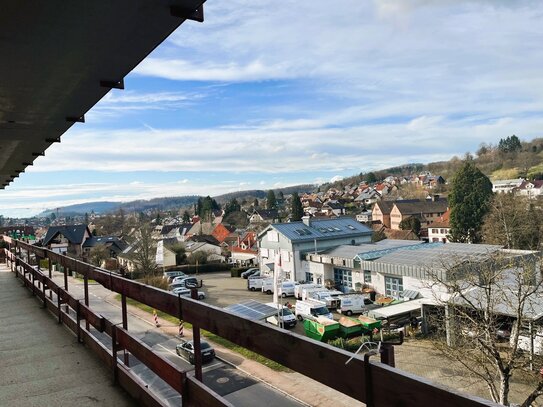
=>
[426,251,543,405]
[131,223,157,278]
[89,244,110,267]
[482,193,542,250]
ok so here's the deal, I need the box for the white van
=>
[338,294,372,316]
[295,299,333,321]
[307,290,342,309]
[295,283,323,299]
[262,280,296,297]
[247,276,266,291]
[265,302,297,329]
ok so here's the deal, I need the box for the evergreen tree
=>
[290,192,304,221]
[182,211,191,223]
[365,172,377,183]
[399,216,421,235]
[498,135,522,153]
[224,199,241,216]
[266,190,277,209]
[449,162,493,243]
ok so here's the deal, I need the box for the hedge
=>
[230,267,250,278]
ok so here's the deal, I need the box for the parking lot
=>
[196,271,342,336]
[192,272,541,404]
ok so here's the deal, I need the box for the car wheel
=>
[281,293,287,298]
[198,294,205,300]
[346,310,353,316]
[266,290,272,295]
[297,315,303,321]
[250,287,255,291]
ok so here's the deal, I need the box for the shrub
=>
[230,267,249,277]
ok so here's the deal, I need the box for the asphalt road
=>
[48,272,303,407]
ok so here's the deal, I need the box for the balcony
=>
[0,236,497,406]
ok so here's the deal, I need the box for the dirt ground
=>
[198,272,543,406]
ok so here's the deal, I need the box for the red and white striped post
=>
[179,321,184,337]
[153,309,160,327]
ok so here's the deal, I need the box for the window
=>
[305,272,314,282]
[432,229,438,233]
[440,229,446,234]
[334,268,352,288]
[364,270,372,284]
[385,276,403,299]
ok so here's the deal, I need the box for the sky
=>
[2,0,543,218]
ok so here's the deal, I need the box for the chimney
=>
[432,194,439,202]
[302,215,311,227]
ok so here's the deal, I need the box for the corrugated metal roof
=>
[271,218,372,242]
[320,240,424,260]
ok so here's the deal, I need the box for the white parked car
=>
[172,287,206,300]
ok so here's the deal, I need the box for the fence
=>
[1,235,498,407]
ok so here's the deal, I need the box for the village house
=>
[42,224,92,257]
[82,236,128,260]
[516,180,543,199]
[492,178,524,194]
[249,209,279,224]
[389,196,448,230]
[231,231,258,266]
[427,209,451,243]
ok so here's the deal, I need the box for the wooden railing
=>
[1,236,498,407]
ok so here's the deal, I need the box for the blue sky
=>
[2,0,543,217]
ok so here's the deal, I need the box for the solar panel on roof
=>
[346,225,356,230]
[327,228,335,232]
[225,300,278,321]
[302,228,313,235]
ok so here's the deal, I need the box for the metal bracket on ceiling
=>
[66,115,85,123]
[45,138,61,143]
[32,152,45,157]
[170,5,204,22]
[100,79,125,90]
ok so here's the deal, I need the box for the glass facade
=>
[364,270,372,284]
[333,268,352,288]
[385,276,403,298]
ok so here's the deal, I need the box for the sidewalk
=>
[0,265,135,407]
[102,290,362,407]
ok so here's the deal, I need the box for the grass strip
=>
[116,294,289,372]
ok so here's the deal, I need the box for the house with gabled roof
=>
[390,196,448,230]
[355,188,381,206]
[231,231,258,266]
[372,201,396,228]
[258,217,372,282]
[249,209,279,224]
[427,209,451,243]
[211,223,236,244]
[517,180,543,198]
[43,224,92,257]
[82,236,128,260]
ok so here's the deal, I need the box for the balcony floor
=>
[0,263,135,407]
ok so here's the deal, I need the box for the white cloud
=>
[330,175,344,183]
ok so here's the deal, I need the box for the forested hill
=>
[38,184,315,216]
[322,136,543,191]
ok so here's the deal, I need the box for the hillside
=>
[323,136,543,191]
[38,185,315,217]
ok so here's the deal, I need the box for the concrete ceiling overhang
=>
[0,0,205,189]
